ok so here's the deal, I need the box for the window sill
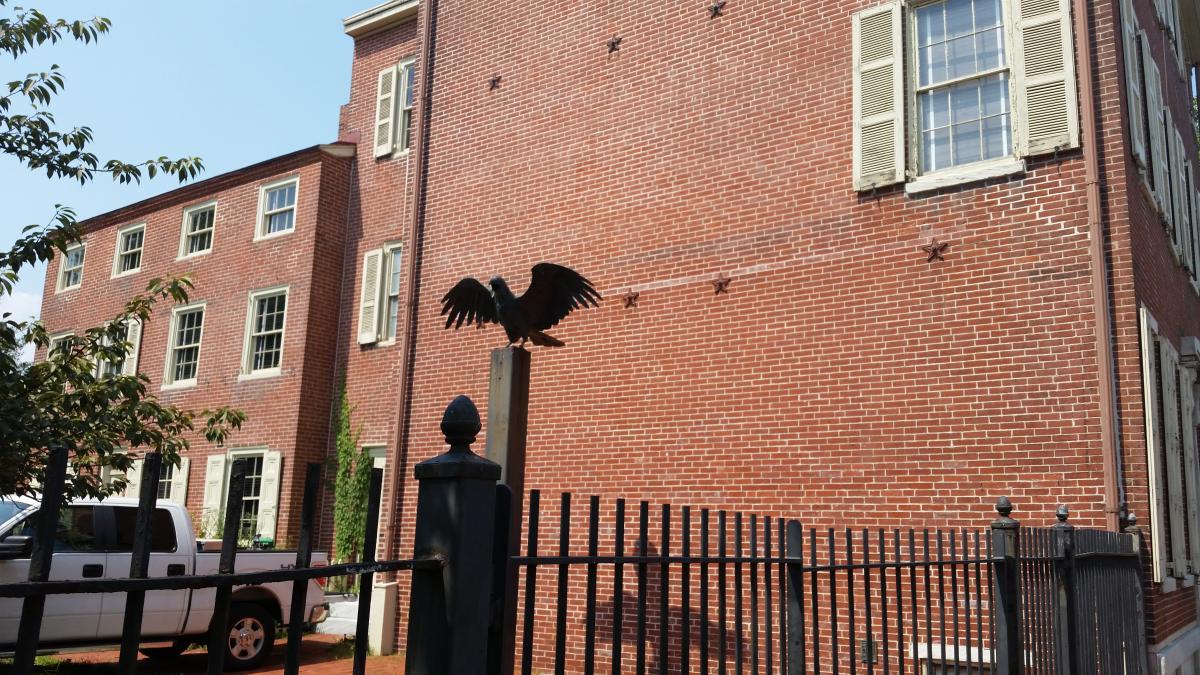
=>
[252,228,295,243]
[161,380,197,391]
[110,269,141,280]
[54,284,81,295]
[176,250,212,262]
[905,157,1026,195]
[238,369,282,382]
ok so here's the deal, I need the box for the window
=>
[243,288,287,375]
[157,462,175,500]
[165,304,204,386]
[852,0,1078,192]
[914,0,1010,173]
[180,202,215,257]
[1141,306,1200,587]
[235,454,265,541]
[48,332,74,357]
[111,507,177,553]
[384,245,403,341]
[57,244,85,292]
[373,59,417,157]
[15,506,99,552]
[358,244,403,345]
[112,224,144,277]
[95,319,142,379]
[256,179,297,239]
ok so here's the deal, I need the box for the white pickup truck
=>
[0,496,329,670]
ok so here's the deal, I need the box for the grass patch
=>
[0,656,118,674]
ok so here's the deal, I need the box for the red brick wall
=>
[37,149,351,545]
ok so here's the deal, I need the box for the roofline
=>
[76,143,355,230]
[343,0,419,38]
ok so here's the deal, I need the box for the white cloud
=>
[1,289,42,364]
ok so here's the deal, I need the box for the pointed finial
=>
[996,496,1013,518]
[441,394,481,451]
[991,496,1018,530]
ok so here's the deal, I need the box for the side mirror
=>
[0,535,34,560]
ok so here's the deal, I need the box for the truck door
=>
[0,505,104,645]
[96,505,191,638]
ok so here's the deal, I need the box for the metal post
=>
[486,483,514,675]
[284,462,321,675]
[352,467,384,675]
[785,520,804,675]
[1051,505,1078,675]
[484,346,528,675]
[12,445,69,672]
[990,497,1023,675]
[118,451,164,674]
[207,458,246,675]
[1123,512,1149,675]
[405,395,503,675]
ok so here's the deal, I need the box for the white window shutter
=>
[1181,159,1194,273]
[201,454,227,523]
[120,318,142,377]
[851,2,904,191]
[171,457,190,504]
[1180,366,1200,572]
[1120,0,1146,169]
[1141,307,1168,583]
[373,67,398,158]
[257,450,282,540]
[1146,56,1168,214]
[1161,337,1187,578]
[1013,0,1079,156]
[1173,130,1186,258]
[124,458,142,499]
[357,249,384,345]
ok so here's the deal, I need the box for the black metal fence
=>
[0,395,1154,675]
[503,493,1148,675]
[0,446,435,675]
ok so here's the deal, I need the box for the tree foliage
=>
[0,3,241,500]
[332,383,370,573]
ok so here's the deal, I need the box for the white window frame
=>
[381,242,404,345]
[156,461,176,501]
[162,302,206,389]
[253,176,299,242]
[178,201,217,260]
[94,318,139,379]
[110,223,145,278]
[397,59,416,154]
[227,449,266,541]
[904,0,1026,193]
[364,445,388,557]
[47,331,75,359]
[56,243,86,293]
[240,286,289,380]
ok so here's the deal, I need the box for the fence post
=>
[284,462,321,675]
[117,450,164,674]
[785,520,804,675]
[207,458,246,675]
[12,445,69,673]
[405,395,503,675]
[1123,512,1150,675]
[352,467,385,675]
[1051,505,1079,675]
[991,496,1023,675]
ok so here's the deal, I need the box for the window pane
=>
[919,44,947,87]
[54,507,97,552]
[922,128,952,172]
[253,334,282,370]
[157,463,175,500]
[916,4,945,46]
[112,508,177,552]
[976,27,1003,71]
[975,0,1002,28]
[947,35,977,79]
[267,210,294,234]
[945,0,973,38]
[952,120,983,164]
[983,114,1011,159]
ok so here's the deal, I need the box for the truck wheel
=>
[224,602,275,670]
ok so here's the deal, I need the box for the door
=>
[0,505,105,644]
[96,506,191,638]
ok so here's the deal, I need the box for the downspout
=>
[382,0,441,567]
[1073,0,1123,530]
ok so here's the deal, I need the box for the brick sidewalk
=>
[4,634,405,674]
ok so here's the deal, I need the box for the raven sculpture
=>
[440,263,601,347]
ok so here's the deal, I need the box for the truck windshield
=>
[0,499,32,526]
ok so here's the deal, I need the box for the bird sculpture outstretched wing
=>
[441,278,499,329]
[518,263,602,330]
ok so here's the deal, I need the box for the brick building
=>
[35,0,1200,668]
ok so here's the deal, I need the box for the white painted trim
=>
[177,200,217,260]
[1142,305,1170,584]
[253,176,300,242]
[379,242,404,345]
[162,301,206,389]
[1150,619,1200,674]
[906,157,1026,194]
[55,242,86,293]
[343,0,419,38]
[397,59,417,153]
[110,222,146,279]
[240,285,290,376]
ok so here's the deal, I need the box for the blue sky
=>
[0,1,369,343]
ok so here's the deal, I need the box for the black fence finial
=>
[993,496,1017,528]
[442,394,481,452]
[1055,505,1069,524]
